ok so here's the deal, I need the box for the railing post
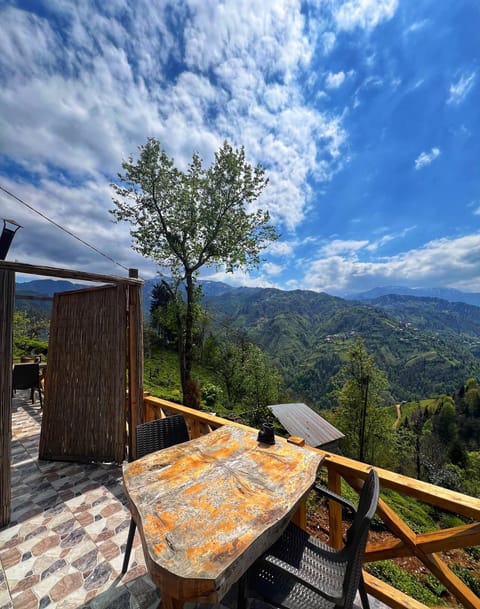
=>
[127,269,143,461]
[328,468,343,549]
[0,269,14,527]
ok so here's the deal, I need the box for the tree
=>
[111,138,278,406]
[332,337,392,465]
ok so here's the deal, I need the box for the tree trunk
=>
[181,272,200,408]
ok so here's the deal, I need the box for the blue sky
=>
[1,0,480,295]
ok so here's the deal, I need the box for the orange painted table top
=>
[123,424,323,605]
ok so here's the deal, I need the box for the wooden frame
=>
[0,260,144,527]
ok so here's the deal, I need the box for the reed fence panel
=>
[39,284,127,463]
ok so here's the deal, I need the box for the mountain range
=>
[15,279,480,408]
[347,285,480,307]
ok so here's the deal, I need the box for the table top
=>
[123,424,323,603]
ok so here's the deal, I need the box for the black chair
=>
[12,363,43,408]
[247,469,380,609]
[121,414,190,574]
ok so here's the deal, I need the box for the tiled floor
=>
[0,395,160,609]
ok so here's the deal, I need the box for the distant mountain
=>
[349,285,480,307]
[15,277,235,314]
[142,278,235,312]
[16,279,91,295]
[14,278,480,408]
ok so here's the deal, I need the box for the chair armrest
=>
[312,484,357,515]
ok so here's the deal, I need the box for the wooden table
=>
[123,424,323,609]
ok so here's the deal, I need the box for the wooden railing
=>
[144,395,480,609]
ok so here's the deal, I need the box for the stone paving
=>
[0,395,160,609]
[1,395,390,609]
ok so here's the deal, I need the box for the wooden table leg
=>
[160,592,184,609]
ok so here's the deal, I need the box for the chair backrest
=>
[135,414,190,460]
[342,469,379,609]
[12,363,40,390]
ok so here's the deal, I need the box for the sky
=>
[1,0,480,296]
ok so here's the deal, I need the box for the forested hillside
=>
[15,279,480,409]
[204,287,480,408]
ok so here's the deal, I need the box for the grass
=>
[366,562,447,606]
[144,347,231,415]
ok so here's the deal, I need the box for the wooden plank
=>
[0,270,14,527]
[363,572,430,609]
[365,538,410,562]
[39,285,127,462]
[128,282,144,460]
[0,260,142,285]
[421,552,480,609]
[366,523,480,560]
[415,522,480,554]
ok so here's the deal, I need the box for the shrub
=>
[451,564,480,597]
[367,561,444,605]
[202,383,223,408]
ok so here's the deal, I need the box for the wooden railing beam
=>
[421,552,480,609]
[324,457,480,520]
[415,522,480,554]
[365,538,409,562]
[363,572,430,609]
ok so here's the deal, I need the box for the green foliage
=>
[201,383,223,408]
[461,451,480,497]
[331,337,394,466]
[466,546,480,561]
[450,565,480,597]
[381,489,436,533]
[366,561,445,605]
[13,310,49,359]
[203,286,480,410]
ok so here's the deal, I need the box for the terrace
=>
[2,392,480,609]
[1,262,480,609]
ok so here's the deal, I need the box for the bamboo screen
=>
[39,284,127,463]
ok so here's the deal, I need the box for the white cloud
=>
[267,240,296,256]
[325,71,345,89]
[405,19,429,34]
[334,0,398,32]
[414,147,440,170]
[321,32,336,54]
[0,0,350,249]
[303,234,480,294]
[447,71,476,105]
[320,239,369,256]
[263,262,284,276]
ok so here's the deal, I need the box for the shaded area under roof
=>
[268,402,344,448]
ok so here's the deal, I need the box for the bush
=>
[451,564,480,597]
[367,561,444,605]
[202,383,223,408]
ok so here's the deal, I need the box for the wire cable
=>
[0,183,130,272]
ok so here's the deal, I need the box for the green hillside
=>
[204,288,480,408]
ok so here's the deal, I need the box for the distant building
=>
[268,402,344,452]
